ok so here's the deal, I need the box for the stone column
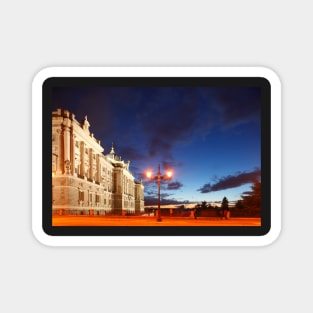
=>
[89,148,93,181]
[70,132,75,176]
[96,155,101,183]
[63,122,71,174]
[56,129,63,174]
[80,142,85,177]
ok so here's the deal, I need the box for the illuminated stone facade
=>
[52,109,144,215]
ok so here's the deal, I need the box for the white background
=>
[0,1,311,312]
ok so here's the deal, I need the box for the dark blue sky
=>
[52,86,261,204]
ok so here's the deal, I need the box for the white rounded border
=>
[32,67,281,246]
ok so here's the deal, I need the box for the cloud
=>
[162,160,183,169]
[144,195,184,206]
[142,177,183,191]
[213,87,261,129]
[136,88,210,159]
[135,86,261,161]
[167,181,183,190]
[119,146,146,161]
[197,168,261,193]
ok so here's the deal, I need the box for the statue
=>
[64,160,71,174]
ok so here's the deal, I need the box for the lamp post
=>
[146,164,172,222]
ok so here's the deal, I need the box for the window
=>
[79,190,84,201]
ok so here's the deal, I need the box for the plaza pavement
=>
[52,215,261,227]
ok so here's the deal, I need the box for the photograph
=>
[45,76,270,236]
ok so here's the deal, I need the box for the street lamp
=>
[146,164,173,222]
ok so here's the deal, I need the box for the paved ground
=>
[52,215,261,226]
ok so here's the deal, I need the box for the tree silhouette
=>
[221,197,229,210]
[194,201,209,218]
[235,180,261,216]
[200,201,208,209]
[240,180,261,209]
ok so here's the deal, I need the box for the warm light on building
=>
[51,108,144,216]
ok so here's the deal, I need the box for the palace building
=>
[52,108,144,215]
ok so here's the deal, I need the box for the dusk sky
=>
[52,85,261,204]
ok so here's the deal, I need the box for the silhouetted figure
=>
[221,196,230,219]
